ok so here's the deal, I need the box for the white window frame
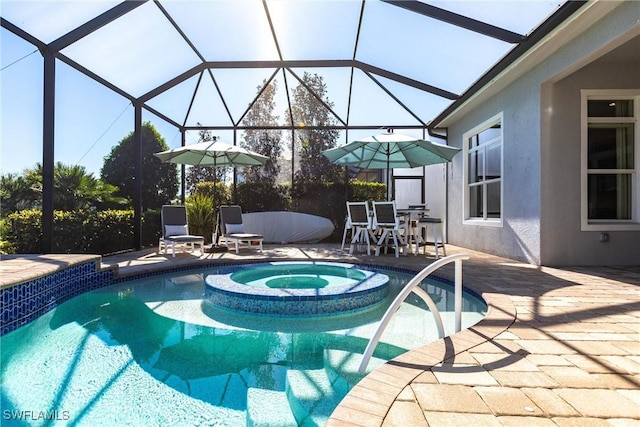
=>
[581,90,640,231]
[462,112,503,227]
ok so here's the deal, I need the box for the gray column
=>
[133,104,142,250]
[41,50,55,253]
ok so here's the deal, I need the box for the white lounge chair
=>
[219,205,264,254]
[159,205,205,257]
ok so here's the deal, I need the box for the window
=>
[581,90,640,231]
[463,113,503,226]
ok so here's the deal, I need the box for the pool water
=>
[231,263,367,289]
[266,276,328,288]
[0,264,486,427]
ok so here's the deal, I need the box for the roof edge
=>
[429,0,597,129]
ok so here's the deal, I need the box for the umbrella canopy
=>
[154,139,268,167]
[322,131,460,169]
[323,131,461,201]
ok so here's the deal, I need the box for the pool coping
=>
[0,254,104,289]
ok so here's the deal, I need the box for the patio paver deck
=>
[1,244,638,426]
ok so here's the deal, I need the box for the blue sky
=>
[1,0,563,177]
[1,27,183,177]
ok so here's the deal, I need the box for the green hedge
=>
[1,180,385,253]
[290,180,386,242]
[3,209,160,255]
[235,181,289,213]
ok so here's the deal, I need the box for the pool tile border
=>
[0,260,114,335]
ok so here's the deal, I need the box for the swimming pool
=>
[0,262,486,426]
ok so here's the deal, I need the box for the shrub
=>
[5,210,42,253]
[84,210,136,254]
[194,181,230,210]
[185,193,215,243]
[5,209,159,255]
[235,181,289,212]
[349,180,386,202]
[0,219,16,254]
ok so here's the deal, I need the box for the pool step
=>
[246,387,297,427]
[325,349,370,389]
[286,368,346,427]
[324,348,388,388]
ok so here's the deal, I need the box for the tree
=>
[1,163,125,214]
[0,172,39,216]
[47,162,125,211]
[101,122,178,210]
[185,127,229,195]
[286,72,342,183]
[241,79,283,184]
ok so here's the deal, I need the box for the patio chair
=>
[415,217,447,259]
[159,205,205,258]
[219,205,264,254]
[372,201,407,258]
[346,201,375,255]
[341,215,353,251]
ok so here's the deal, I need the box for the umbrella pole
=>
[214,155,221,246]
[210,154,227,252]
[214,209,220,245]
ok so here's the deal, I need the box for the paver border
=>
[327,285,517,426]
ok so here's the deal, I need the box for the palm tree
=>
[0,173,40,216]
[23,162,126,211]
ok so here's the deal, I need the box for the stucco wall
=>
[541,62,640,265]
[443,1,640,266]
[446,80,543,264]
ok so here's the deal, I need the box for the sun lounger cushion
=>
[165,224,189,236]
[225,223,245,234]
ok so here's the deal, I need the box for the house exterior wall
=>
[446,83,542,264]
[541,62,640,265]
[443,1,640,266]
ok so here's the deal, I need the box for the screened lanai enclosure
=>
[0,0,586,253]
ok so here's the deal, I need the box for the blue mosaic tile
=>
[1,289,10,306]
[0,260,119,336]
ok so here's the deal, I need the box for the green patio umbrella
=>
[323,130,461,199]
[154,138,268,249]
[154,138,268,167]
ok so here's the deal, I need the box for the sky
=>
[1,27,184,177]
[0,0,563,178]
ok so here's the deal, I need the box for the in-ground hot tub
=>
[204,262,390,316]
